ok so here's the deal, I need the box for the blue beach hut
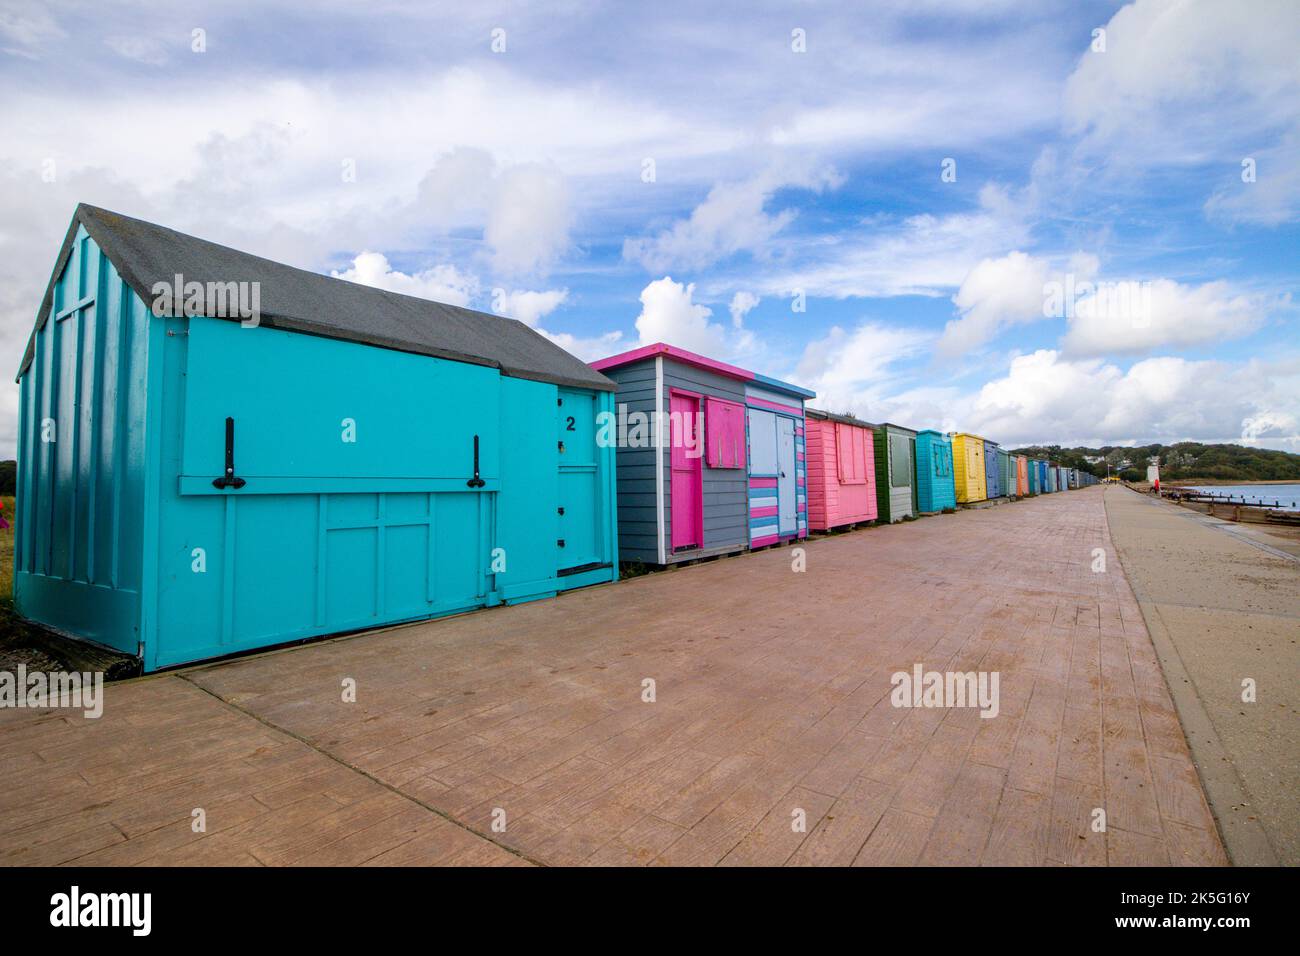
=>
[983,439,1003,498]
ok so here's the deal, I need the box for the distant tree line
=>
[1005,443,1300,483]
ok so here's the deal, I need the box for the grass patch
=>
[0,494,41,655]
[619,559,652,579]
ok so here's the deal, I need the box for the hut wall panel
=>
[603,361,660,563]
[13,228,149,655]
[143,316,616,670]
[662,363,750,552]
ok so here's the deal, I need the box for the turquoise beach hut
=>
[13,205,619,672]
[914,429,956,513]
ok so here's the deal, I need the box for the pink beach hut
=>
[803,409,878,531]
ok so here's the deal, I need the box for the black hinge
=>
[557,539,566,548]
[557,506,565,515]
[212,417,246,489]
[557,440,565,453]
[467,434,485,488]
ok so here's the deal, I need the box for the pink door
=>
[670,391,702,551]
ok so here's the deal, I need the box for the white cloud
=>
[0,5,64,58]
[623,164,842,272]
[486,285,624,362]
[939,251,1056,356]
[104,35,170,66]
[633,276,729,355]
[758,182,1032,300]
[485,164,572,276]
[1061,278,1266,355]
[410,147,496,230]
[937,249,1274,358]
[793,321,934,421]
[961,349,1300,451]
[1065,0,1300,149]
[490,287,568,327]
[330,252,478,306]
[539,328,625,363]
[1063,0,1300,219]
[728,291,759,328]
[1203,131,1300,226]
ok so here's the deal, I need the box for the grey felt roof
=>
[805,408,874,428]
[17,204,613,391]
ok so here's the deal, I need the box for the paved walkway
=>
[1,487,1225,866]
[1105,487,1297,865]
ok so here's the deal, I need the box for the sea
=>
[1182,484,1300,512]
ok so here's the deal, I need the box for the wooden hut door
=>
[669,391,702,551]
[776,417,797,535]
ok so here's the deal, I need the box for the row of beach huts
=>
[12,206,1096,671]
[592,342,1097,567]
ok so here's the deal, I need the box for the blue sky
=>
[1,0,1296,456]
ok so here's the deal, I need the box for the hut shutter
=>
[835,422,866,484]
[889,433,911,487]
[705,397,746,469]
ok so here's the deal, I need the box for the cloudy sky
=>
[1,0,1297,457]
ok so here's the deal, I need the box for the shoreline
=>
[1164,478,1300,486]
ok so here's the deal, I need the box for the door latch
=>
[212,417,247,489]
[466,434,486,488]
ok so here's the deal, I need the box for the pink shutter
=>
[836,423,852,482]
[838,423,867,484]
[706,398,745,469]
